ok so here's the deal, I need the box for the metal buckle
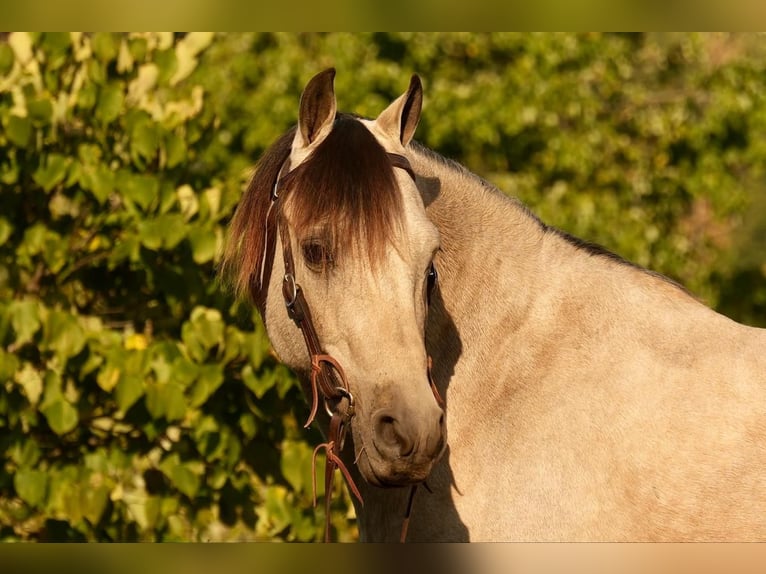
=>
[283,273,298,308]
[324,387,355,422]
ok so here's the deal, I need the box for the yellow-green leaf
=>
[14,468,48,507]
[41,398,79,435]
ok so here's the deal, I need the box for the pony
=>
[221,69,766,541]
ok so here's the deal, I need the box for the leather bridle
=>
[251,150,442,542]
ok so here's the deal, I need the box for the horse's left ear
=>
[376,74,422,147]
[296,68,337,148]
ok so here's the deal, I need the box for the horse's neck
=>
[408,146,693,398]
[411,147,548,354]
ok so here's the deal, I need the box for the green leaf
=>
[27,98,53,126]
[96,362,121,392]
[14,468,48,507]
[146,381,186,421]
[130,117,159,162]
[117,172,158,212]
[96,83,124,124]
[188,225,217,264]
[281,440,314,495]
[9,298,40,346]
[33,154,70,192]
[15,363,43,406]
[81,482,110,524]
[7,115,31,147]
[0,350,20,382]
[77,82,97,110]
[182,307,224,362]
[164,132,187,168]
[108,234,140,266]
[115,374,145,412]
[176,184,199,220]
[155,49,178,85]
[10,437,42,468]
[44,310,86,361]
[91,32,118,63]
[80,163,115,204]
[241,364,278,399]
[40,32,71,57]
[188,363,224,407]
[138,214,186,250]
[0,42,14,76]
[159,454,202,499]
[41,397,79,435]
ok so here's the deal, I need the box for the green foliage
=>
[0,32,348,542]
[2,33,766,543]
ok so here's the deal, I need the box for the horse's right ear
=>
[376,74,423,147]
[296,68,337,149]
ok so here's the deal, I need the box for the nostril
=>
[373,412,414,459]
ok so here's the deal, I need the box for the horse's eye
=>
[301,240,333,272]
[426,263,438,303]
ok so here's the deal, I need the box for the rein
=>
[252,151,438,542]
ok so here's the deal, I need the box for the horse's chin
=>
[355,443,439,488]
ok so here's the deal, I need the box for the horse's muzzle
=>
[362,406,447,486]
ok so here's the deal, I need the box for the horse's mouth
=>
[356,440,443,488]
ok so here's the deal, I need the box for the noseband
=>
[252,151,440,542]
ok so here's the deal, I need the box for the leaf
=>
[164,132,187,169]
[91,32,118,63]
[138,214,186,250]
[0,42,14,76]
[8,32,33,64]
[33,154,70,192]
[117,171,158,212]
[154,49,178,85]
[170,32,214,86]
[15,363,43,406]
[241,364,278,399]
[0,350,20,382]
[145,382,186,421]
[117,39,134,73]
[0,217,12,246]
[14,468,48,507]
[41,397,79,435]
[159,454,202,499]
[81,482,110,524]
[44,310,86,362]
[130,117,159,162]
[27,98,53,126]
[7,115,32,147]
[96,362,121,392]
[127,63,158,103]
[181,307,224,362]
[280,440,314,495]
[96,83,124,124]
[176,184,198,220]
[188,363,224,408]
[115,374,144,412]
[9,298,41,346]
[81,164,115,204]
[188,225,216,264]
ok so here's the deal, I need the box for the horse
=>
[221,68,766,542]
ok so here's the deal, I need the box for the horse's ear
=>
[376,74,422,147]
[297,68,337,148]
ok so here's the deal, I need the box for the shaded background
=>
[1,33,765,541]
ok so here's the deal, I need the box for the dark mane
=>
[280,114,402,269]
[221,114,402,303]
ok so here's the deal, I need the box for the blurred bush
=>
[1,32,765,542]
